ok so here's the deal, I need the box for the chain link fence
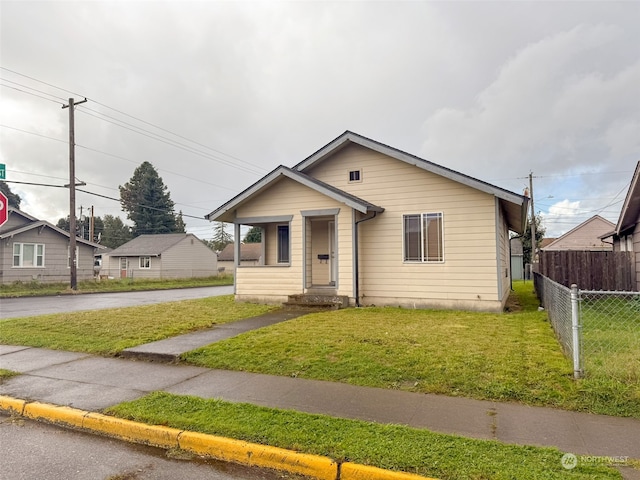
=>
[534,272,640,380]
[579,290,640,382]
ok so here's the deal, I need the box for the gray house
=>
[102,233,217,279]
[0,207,102,284]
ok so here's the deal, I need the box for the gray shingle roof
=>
[108,234,192,256]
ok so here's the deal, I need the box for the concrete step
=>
[284,294,349,310]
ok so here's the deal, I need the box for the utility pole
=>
[90,205,94,243]
[529,172,537,264]
[63,97,87,290]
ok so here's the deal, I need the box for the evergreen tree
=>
[243,226,262,243]
[0,181,21,208]
[119,162,178,236]
[174,210,186,233]
[211,221,233,252]
[101,214,133,248]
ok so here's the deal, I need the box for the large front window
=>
[13,243,45,267]
[139,256,151,269]
[277,224,290,264]
[403,213,444,262]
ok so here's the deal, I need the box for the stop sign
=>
[0,191,7,228]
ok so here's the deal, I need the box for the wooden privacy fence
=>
[538,250,636,291]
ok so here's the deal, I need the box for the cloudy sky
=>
[1,0,638,240]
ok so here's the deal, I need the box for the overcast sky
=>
[1,1,639,240]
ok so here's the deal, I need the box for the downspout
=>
[354,211,378,307]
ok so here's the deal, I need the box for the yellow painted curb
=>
[0,395,26,415]
[341,463,437,480]
[23,401,86,429]
[179,430,337,480]
[1,396,438,480]
[84,412,181,450]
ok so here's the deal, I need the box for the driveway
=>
[0,286,234,319]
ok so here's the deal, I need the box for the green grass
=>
[580,295,640,384]
[0,369,19,380]
[182,282,640,418]
[0,275,233,298]
[0,296,275,355]
[106,391,623,480]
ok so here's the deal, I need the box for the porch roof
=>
[614,161,640,236]
[205,165,384,223]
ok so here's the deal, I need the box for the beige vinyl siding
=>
[496,200,511,305]
[1,229,95,284]
[235,178,350,299]
[544,216,614,251]
[307,143,503,311]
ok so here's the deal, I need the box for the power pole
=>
[63,97,87,290]
[529,172,537,264]
[90,205,94,243]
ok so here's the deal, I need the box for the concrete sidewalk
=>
[1,343,639,462]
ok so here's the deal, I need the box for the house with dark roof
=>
[217,242,262,275]
[206,131,529,312]
[0,207,104,284]
[102,233,217,279]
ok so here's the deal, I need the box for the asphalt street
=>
[0,413,304,480]
[0,285,233,319]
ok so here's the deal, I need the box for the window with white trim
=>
[13,243,45,267]
[139,256,151,269]
[403,213,444,262]
[277,224,290,264]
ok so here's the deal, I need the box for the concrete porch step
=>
[283,294,349,310]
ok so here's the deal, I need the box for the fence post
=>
[570,284,582,379]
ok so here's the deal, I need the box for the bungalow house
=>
[217,242,262,275]
[602,161,640,291]
[102,233,217,279]
[206,131,528,312]
[0,207,103,284]
[541,215,614,252]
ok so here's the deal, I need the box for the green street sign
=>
[0,164,5,180]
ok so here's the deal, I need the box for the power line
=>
[76,108,264,176]
[0,124,66,143]
[1,67,267,176]
[0,83,65,105]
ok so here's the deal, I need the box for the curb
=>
[0,395,437,480]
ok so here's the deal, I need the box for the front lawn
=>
[106,391,623,480]
[182,282,640,418]
[0,296,275,356]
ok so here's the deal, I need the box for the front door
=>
[308,217,337,288]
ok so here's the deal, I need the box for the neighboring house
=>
[102,233,217,279]
[539,238,557,250]
[510,237,524,281]
[602,161,640,291]
[206,131,528,312]
[217,243,262,275]
[541,215,614,252]
[0,207,103,284]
